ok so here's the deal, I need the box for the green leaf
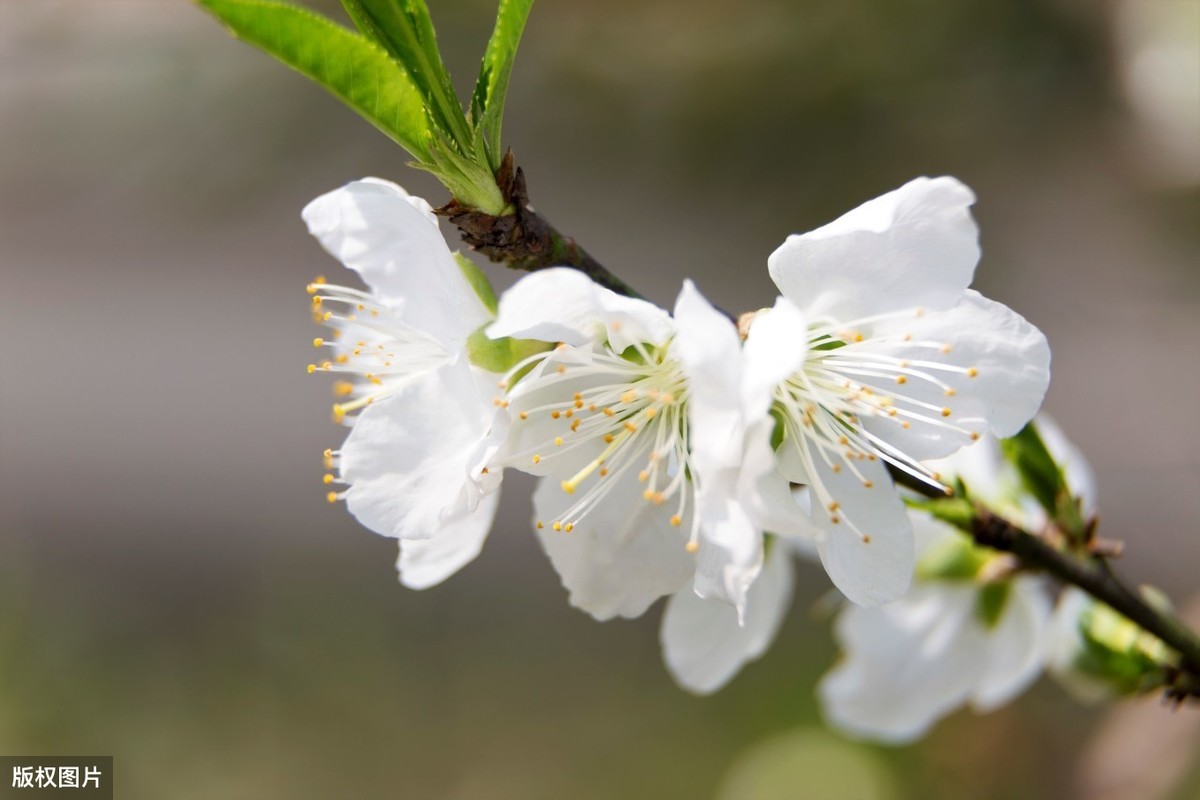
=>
[453,253,498,315]
[340,0,472,150]
[470,0,534,171]
[905,495,976,533]
[198,0,433,161]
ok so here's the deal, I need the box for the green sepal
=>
[197,0,433,161]
[470,0,534,171]
[905,495,976,534]
[974,581,1012,629]
[1001,422,1089,543]
[453,253,498,315]
[466,328,551,374]
[915,531,991,582]
[1070,596,1175,696]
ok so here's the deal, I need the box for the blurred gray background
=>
[1,0,1198,797]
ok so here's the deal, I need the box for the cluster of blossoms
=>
[301,174,1121,737]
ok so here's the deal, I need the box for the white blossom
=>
[747,176,1052,607]
[303,178,507,589]
[490,270,775,621]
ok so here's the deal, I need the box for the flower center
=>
[772,308,982,536]
[502,340,695,544]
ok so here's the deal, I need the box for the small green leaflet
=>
[339,0,473,150]
[197,0,433,161]
[471,0,534,171]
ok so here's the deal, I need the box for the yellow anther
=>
[685,540,699,554]
[832,464,842,473]
[588,404,597,411]
[532,455,542,464]
[652,492,665,505]
[574,399,584,410]
[323,474,334,485]
[519,411,529,420]
[481,467,490,475]
[902,421,911,429]
[895,375,907,385]
[323,448,333,458]
[643,489,655,500]
[570,419,581,432]
[326,491,338,504]
[600,468,609,477]
[335,354,349,365]
[967,367,979,378]
[624,421,638,433]
[536,521,545,530]
[854,332,864,342]
[970,431,981,441]
[552,522,562,532]
[320,361,332,371]
[830,515,841,525]
[940,344,952,354]
[828,501,840,512]
[620,390,637,404]
[603,407,615,417]
[603,435,614,444]
[839,436,849,446]
[941,408,952,417]
[554,436,564,447]
[323,456,334,469]
[863,535,873,543]
[638,470,650,482]
[644,407,657,419]
[307,364,317,374]
[660,393,674,404]
[551,410,561,419]
[356,303,365,311]
[313,337,324,348]
[670,515,682,527]
[561,480,575,494]
[863,480,874,488]
[944,388,956,397]
[332,405,346,423]
[564,523,574,533]
[574,392,583,401]
[887,408,898,416]
[333,381,354,397]
[312,296,323,306]
[564,409,573,418]
[556,365,567,374]
[353,349,362,356]
[371,309,379,317]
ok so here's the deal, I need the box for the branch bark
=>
[437,151,643,299]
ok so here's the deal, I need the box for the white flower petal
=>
[860,290,1051,460]
[533,467,694,621]
[819,583,984,743]
[660,543,794,694]
[488,268,674,350]
[970,577,1052,711]
[339,361,496,540]
[767,177,980,323]
[742,296,809,417]
[302,178,488,348]
[396,490,500,590]
[810,455,913,606]
[689,492,764,613]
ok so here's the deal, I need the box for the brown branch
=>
[437,151,643,299]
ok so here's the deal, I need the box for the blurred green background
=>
[2,0,1199,797]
